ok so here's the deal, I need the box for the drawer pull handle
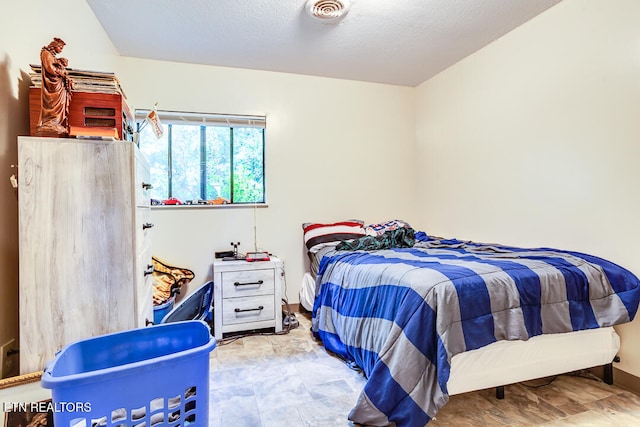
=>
[143,222,154,230]
[234,280,263,287]
[235,306,264,313]
[142,182,153,190]
[144,265,154,276]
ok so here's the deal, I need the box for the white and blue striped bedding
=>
[311,234,640,427]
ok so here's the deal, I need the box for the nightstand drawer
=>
[222,269,274,297]
[222,295,275,325]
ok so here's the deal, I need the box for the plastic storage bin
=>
[41,320,216,427]
[153,296,175,324]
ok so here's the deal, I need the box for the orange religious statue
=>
[36,37,73,137]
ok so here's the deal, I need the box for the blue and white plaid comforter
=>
[311,235,640,427]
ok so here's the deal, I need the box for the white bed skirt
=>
[300,272,316,311]
[447,326,620,395]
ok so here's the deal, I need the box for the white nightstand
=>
[212,256,283,340]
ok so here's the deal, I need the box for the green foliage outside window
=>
[137,111,265,204]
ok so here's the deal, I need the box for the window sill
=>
[150,203,269,209]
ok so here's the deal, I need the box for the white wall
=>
[0,0,417,361]
[415,0,640,377]
[117,57,417,299]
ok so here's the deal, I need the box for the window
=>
[136,110,266,205]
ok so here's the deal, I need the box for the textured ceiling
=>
[86,0,563,87]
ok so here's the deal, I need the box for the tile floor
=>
[208,312,365,426]
[208,312,640,427]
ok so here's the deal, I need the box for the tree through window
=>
[136,110,266,205]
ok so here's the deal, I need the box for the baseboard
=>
[590,365,640,394]
[283,302,300,313]
[612,367,640,395]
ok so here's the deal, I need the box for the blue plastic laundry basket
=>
[41,320,216,427]
[153,296,175,324]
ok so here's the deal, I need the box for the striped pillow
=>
[303,220,365,253]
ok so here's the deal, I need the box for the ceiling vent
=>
[305,0,351,23]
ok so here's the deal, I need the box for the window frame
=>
[135,109,267,207]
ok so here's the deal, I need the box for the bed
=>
[302,220,640,427]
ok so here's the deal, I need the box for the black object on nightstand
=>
[215,250,234,259]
